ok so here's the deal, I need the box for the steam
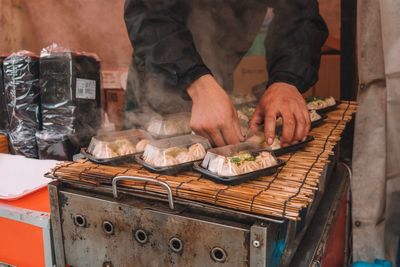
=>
[124,1,270,130]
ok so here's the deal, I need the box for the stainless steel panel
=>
[58,189,254,267]
[250,223,269,267]
[49,182,66,267]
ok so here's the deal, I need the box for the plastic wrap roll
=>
[39,43,101,159]
[0,56,9,133]
[3,51,41,158]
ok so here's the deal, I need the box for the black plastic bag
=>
[3,51,41,158]
[36,130,74,161]
[0,56,8,133]
[39,44,101,160]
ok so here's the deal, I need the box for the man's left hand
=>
[249,82,310,147]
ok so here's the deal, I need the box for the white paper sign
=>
[76,78,96,99]
[0,154,58,200]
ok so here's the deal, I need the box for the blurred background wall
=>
[0,0,339,70]
[0,0,132,69]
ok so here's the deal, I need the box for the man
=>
[352,0,400,264]
[124,0,328,147]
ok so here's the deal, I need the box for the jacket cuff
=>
[267,71,311,93]
[179,64,212,100]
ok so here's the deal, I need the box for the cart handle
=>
[112,176,175,209]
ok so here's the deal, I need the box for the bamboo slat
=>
[49,101,357,221]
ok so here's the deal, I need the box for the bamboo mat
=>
[0,134,8,154]
[49,101,357,221]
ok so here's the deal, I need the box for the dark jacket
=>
[124,0,328,118]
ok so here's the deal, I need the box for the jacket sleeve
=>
[124,0,211,91]
[265,0,329,93]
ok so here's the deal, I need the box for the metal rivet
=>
[134,229,149,244]
[169,237,184,253]
[211,247,227,263]
[102,221,115,235]
[355,221,362,227]
[73,214,87,227]
[253,240,261,248]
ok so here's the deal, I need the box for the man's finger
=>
[196,130,214,146]
[221,124,241,145]
[233,120,245,142]
[280,111,296,145]
[249,107,264,132]
[293,107,306,141]
[208,129,226,147]
[264,111,277,145]
[232,110,245,142]
[302,109,311,140]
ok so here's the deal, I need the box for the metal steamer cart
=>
[48,102,356,267]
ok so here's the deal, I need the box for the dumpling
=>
[240,161,261,173]
[325,96,336,106]
[116,145,136,156]
[237,110,249,122]
[178,118,192,134]
[207,155,225,173]
[218,161,241,176]
[176,151,195,164]
[309,110,321,121]
[136,139,150,152]
[92,143,118,159]
[316,99,327,108]
[307,100,326,110]
[113,139,136,156]
[188,143,206,160]
[165,147,188,157]
[246,132,265,144]
[147,122,161,134]
[162,155,179,167]
[270,137,281,150]
[164,122,179,136]
[143,146,161,165]
[255,152,277,168]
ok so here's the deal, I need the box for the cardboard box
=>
[104,89,125,130]
[233,55,268,95]
[233,54,340,99]
[101,69,128,130]
[314,54,340,99]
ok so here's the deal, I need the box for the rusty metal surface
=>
[250,223,273,267]
[56,187,260,267]
[49,182,66,267]
[49,154,335,267]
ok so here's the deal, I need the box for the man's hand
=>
[188,75,244,147]
[249,82,310,147]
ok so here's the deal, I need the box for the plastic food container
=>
[193,142,284,184]
[135,134,211,174]
[310,110,327,128]
[237,107,325,130]
[146,112,192,138]
[81,129,153,165]
[245,131,314,156]
[306,96,339,112]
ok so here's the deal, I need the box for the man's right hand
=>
[188,74,244,147]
